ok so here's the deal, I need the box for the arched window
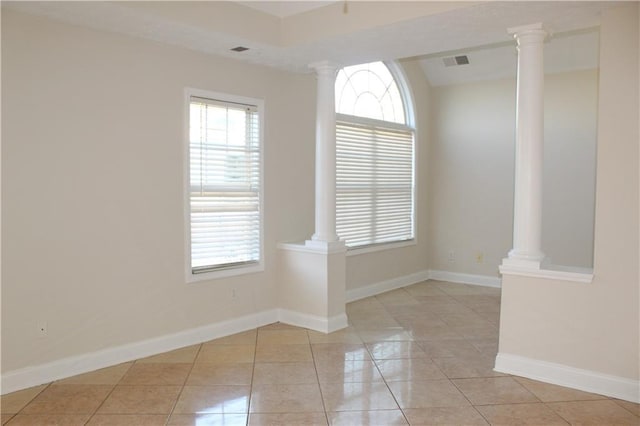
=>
[335,61,415,249]
[335,61,406,124]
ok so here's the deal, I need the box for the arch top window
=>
[335,61,406,124]
[335,61,415,250]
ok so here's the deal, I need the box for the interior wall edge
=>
[277,309,349,334]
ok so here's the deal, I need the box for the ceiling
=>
[237,1,337,18]
[3,1,612,84]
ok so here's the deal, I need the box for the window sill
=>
[278,240,347,254]
[499,261,593,283]
[346,239,417,257]
[186,262,264,284]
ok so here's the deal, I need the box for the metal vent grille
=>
[443,55,470,66]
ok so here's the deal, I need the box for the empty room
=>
[1,1,638,425]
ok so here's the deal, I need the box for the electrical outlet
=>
[37,321,48,338]
[231,288,237,299]
[448,250,455,263]
[476,252,484,264]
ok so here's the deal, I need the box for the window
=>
[335,61,415,249]
[185,89,263,281]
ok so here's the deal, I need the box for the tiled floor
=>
[2,280,639,425]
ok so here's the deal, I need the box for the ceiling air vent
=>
[443,55,470,67]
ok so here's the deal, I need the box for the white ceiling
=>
[3,1,614,83]
[237,1,337,18]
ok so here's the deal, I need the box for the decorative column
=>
[308,61,341,247]
[502,23,548,270]
[274,60,347,334]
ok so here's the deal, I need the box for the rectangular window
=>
[336,117,414,249]
[186,90,263,281]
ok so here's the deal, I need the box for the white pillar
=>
[277,62,346,334]
[308,61,340,246]
[504,23,548,269]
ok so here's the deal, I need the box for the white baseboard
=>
[1,309,279,396]
[345,269,500,303]
[346,270,430,302]
[429,269,502,288]
[495,352,640,403]
[278,309,348,333]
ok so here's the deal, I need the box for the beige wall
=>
[427,68,598,276]
[542,70,598,268]
[1,9,432,376]
[499,2,639,381]
[428,78,516,276]
[1,10,317,373]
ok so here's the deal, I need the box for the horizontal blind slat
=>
[336,120,414,248]
[189,97,261,271]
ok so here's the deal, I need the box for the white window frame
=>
[184,88,265,283]
[335,61,418,254]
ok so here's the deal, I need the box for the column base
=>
[305,239,346,254]
[506,248,544,264]
[500,249,546,274]
[500,256,594,283]
[501,257,543,270]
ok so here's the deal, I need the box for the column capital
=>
[507,22,549,42]
[308,60,341,75]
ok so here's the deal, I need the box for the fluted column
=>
[308,61,340,246]
[503,23,548,269]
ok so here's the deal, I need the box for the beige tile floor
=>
[2,280,639,425]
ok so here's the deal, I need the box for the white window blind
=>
[189,96,261,274]
[336,117,414,248]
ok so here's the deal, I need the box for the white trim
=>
[346,239,416,257]
[277,309,348,334]
[189,263,266,283]
[345,269,502,303]
[428,270,502,288]
[277,240,347,255]
[495,352,640,403]
[1,309,278,396]
[507,22,545,35]
[499,262,594,283]
[335,113,413,132]
[385,61,416,129]
[346,270,430,302]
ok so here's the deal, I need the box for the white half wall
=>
[496,2,639,402]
